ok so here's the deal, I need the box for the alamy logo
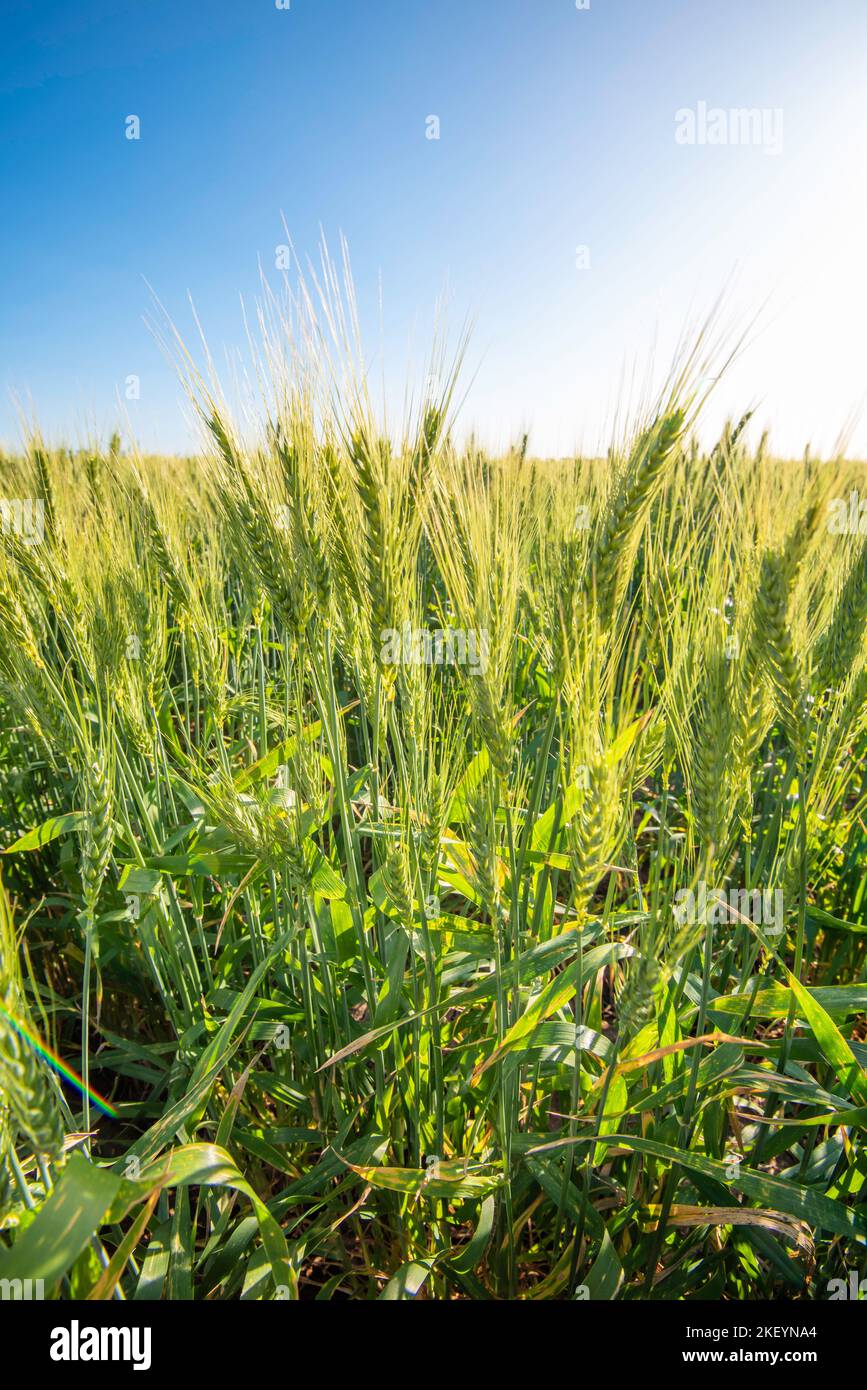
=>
[827,1270,867,1300]
[0,497,44,546]
[380,623,489,675]
[0,1277,44,1300]
[49,1321,152,1371]
[827,491,867,535]
[673,882,784,936]
[675,102,783,155]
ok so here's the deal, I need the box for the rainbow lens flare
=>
[0,999,119,1119]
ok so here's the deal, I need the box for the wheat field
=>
[1,289,867,1301]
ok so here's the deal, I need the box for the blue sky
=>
[2,0,867,456]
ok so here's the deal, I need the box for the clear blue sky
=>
[3,0,867,456]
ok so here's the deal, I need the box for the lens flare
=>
[0,999,118,1119]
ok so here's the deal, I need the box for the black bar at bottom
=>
[0,1296,857,1376]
